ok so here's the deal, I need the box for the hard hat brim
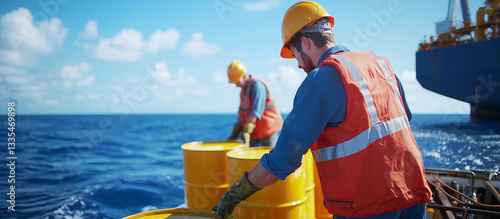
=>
[280,46,294,59]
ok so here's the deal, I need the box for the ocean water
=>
[0,114,498,219]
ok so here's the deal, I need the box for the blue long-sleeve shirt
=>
[247,80,267,120]
[260,46,412,180]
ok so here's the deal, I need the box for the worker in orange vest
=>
[214,1,432,218]
[226,60,283,147]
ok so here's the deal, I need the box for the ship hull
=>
[416,37,500,120]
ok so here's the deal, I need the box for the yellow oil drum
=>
[181,141,245,210]
[313,161,333,219]
[227,147,307,219]
[123,208,236,219]
[303,150,316,219]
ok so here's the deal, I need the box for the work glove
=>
[212,171,261,218]
[242,122,256,145]
[227,123,243,140]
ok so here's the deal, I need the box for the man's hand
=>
[242,122,256,145]
[212,172,261,218]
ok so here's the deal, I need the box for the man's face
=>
[290,44,315,74]
[235,75,246,88]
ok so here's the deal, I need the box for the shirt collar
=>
[316,45,350,68]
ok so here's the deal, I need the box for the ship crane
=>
[436,0,471,35]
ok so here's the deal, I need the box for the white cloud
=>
[58,62,94,87]
[95,28,180,62]
[108,61,202,108]
[109,61,209,105]
[60,62,91,80]
[74,39,93,50]
[146,28,181,53]
[268,65,304,92]
[242,0,281,11]
[0,8,68,67]
[267,57,282,65]
[2,61,99,107]
[80,20,98,39]
[5,74,35,85]
[149,61,197,86]
[175,88,183,96]
[0,65,28,75]
[111,94,120,103]
[400,70,415,81]
[189,88,210,96]
[95,29,143,62]
[0,64,34,85]
[266,65,306,112]
[77,75,95,87]
[33,98,59,106]
[181,33,220,56]
[113,84,123,93]
[150,61,170,82]
[11,79,52,104]
[17,84,46,92]
[212,71,227,83]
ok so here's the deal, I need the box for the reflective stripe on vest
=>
[368,51,406,114]
[333,55,380,125]
[240,102,275,112]
[312,115,410,162]
[313,53,411,162]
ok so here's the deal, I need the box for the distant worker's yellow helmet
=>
[227,60,247,83]
[280,1,334,58]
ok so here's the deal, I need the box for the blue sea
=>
[0,114,499,219]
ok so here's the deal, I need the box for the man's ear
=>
[301,36,310,50]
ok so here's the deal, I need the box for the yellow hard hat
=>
[227,60,247,83]
[280,1,334,58]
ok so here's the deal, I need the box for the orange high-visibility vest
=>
[238,76,283,139]
[311,51,432,217]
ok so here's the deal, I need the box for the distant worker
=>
[214,1,432,219]
[226,60,283,147]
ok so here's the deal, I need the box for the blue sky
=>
[0,0,481,115]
